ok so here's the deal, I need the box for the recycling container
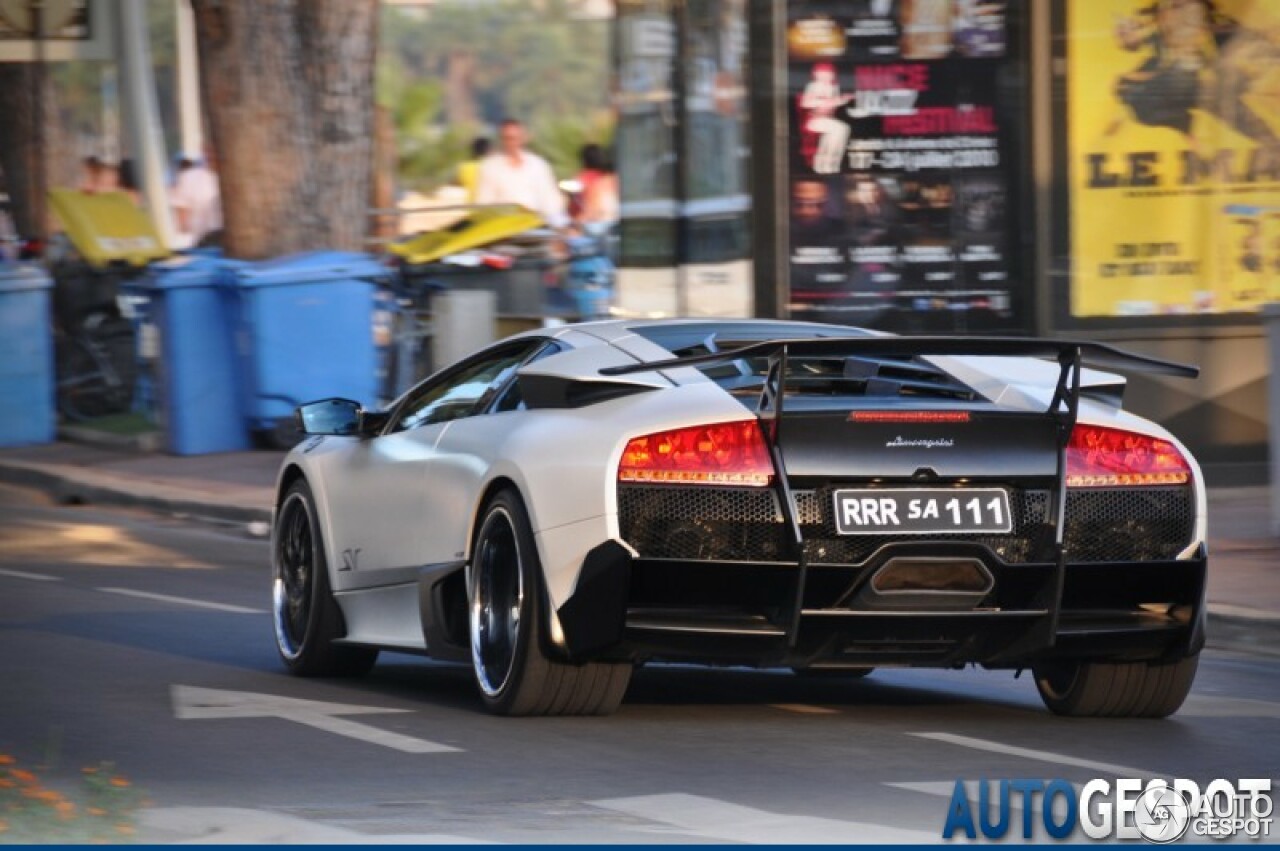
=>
[142,254,249,455]
[0,263,55,446]
[230,252,387,435]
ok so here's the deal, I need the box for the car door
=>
[323,340,545,591]
[415,339,566,567]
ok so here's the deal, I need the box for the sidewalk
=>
[0,441,1276,654]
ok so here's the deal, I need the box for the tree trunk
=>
[189,0,378,258]
[0,63,56,239]
[370,104,397,243]
[444,50,477,128]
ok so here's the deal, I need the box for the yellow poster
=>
[1069,0,1280,317]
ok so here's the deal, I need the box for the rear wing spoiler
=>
[598,336,1199,380]
[602,336,1198,651]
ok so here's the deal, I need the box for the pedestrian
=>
[475,119,568,227]
[170,148,222,248]
[78,156,102,193]
[457,136,490,204]
[117,158,142,207]
[575,144,618,234]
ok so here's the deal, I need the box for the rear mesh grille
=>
[618,485,1194,564]
[1062,488,1195,562]
[617,486,790,562]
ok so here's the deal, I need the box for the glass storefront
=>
[615,0,753,316]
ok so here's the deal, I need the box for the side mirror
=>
[295,398,364,437]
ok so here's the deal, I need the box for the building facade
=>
[614,0,1280,478]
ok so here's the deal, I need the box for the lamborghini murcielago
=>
[271,319,1206,717]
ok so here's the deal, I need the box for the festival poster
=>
[1068,0,1280,318]
[785,0,1016,328]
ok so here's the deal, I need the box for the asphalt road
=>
[1,482,1278,843]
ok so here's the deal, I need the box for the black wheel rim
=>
[470,507,524,698]
[1037,662,1079,700]
[273,493,314,659]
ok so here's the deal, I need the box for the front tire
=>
[273,479,378,677]
[469,488,631,716]
[1033,653,1199,718]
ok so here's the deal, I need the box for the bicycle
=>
[50,262,139,423]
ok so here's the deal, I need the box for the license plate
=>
[832,488,1012,535]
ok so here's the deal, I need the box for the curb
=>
[0,460,273,526]
[57,424,164,453]
[1206,609,1280,658]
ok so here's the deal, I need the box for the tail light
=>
[619,420,774,487]
[1066,424,1191,487]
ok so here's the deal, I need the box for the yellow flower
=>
[81,766,98,775]
[87,806,107,817]
[0,756,13,765]
[109,776,131,788]
[9,769,36,784]
[0,778,13,788]
[115,823,135,836]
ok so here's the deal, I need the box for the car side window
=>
[491,341,565,413]
[390,343,539,433]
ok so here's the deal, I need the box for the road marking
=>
[138,806,490,844]
[770,703,840,715]
[590,793,936,843]
[886,780,1085,799]
[884,781,966,799]
[97,587,266,614]
[171,685,460,754]
[0,567,61,582]
[908,732,1150,776]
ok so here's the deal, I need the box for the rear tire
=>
[272,479,378,677]
[469,488,632,716]
[1033,653,1198,718]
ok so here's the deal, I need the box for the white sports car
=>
[271,319,1206,717]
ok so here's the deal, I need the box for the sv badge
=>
[340,548,361,572]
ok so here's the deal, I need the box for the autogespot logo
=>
[942,778,1273,842]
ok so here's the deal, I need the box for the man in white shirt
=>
[475,119,568,228]
[170,150,223,249]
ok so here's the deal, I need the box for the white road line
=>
[908,732,1151,777]
[97,587,266,614]
[287,712,457,754]
[884,781,968,800]
[172,685,461,755]
[590,793,937,844]
[886,780,1085,799]
[137,807,489,843]
[770,703,840,715]
[0,567,62,582]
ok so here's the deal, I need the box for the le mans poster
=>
[1070,0,1280,317]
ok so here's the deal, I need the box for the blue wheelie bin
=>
[142,254,250,455]
[230,252,387,442]
[0,263,55,447]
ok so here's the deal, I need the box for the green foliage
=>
[379,0,615,190]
